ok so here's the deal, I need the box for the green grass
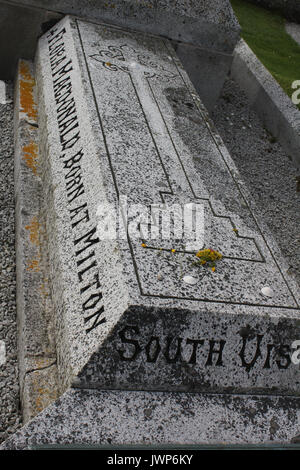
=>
[231,0,300,109]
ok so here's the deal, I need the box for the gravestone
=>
[0,0,240,110]
[35,16,300,398]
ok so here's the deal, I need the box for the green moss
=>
[231,0,300,109]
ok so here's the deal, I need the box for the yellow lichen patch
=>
[196,248,223,262]
[26,259,40,272]
[19,61,37,121]
[25,216,40,246]
[194,248,223,271]
[22,141,38,175]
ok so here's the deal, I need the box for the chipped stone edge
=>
[14,59,59,424]
[231,38,300,170]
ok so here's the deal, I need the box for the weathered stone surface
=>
[14,59,58,422]
[35,17,300,396]
[2,388,300,448]
[22,362,58,424]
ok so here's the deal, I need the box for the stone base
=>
[1,388,300,448]
[231,39,300,170]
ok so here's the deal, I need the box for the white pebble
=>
[261,286,274,298]
[183,275,197,285]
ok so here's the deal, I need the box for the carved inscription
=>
[46,26,105,333]
[89,43,177,79]
[117,325,293,370]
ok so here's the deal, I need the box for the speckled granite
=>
[1,388,300,448]
[34,17,300,399]
[0,82,22,443]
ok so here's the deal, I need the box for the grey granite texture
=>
[2,388,300,448]
[212,77,300,286]
[14,59,58,424]
[0,82,22,443]
[231,39,300,170]
[35,17,300,397]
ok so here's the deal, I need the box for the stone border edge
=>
[2,388,300,448]
[14,58,59,424]
[231,38,300,171]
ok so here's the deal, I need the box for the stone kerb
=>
[14,59,58,422]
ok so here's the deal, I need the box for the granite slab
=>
[35,16,300,395]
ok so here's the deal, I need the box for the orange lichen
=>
[19,60,33,81]
[34,383,58,415]
[22,141,38,175]
[28,359,58,416]
[25,216,40,246]
[19,61,37,121]
[26,259,40,272]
